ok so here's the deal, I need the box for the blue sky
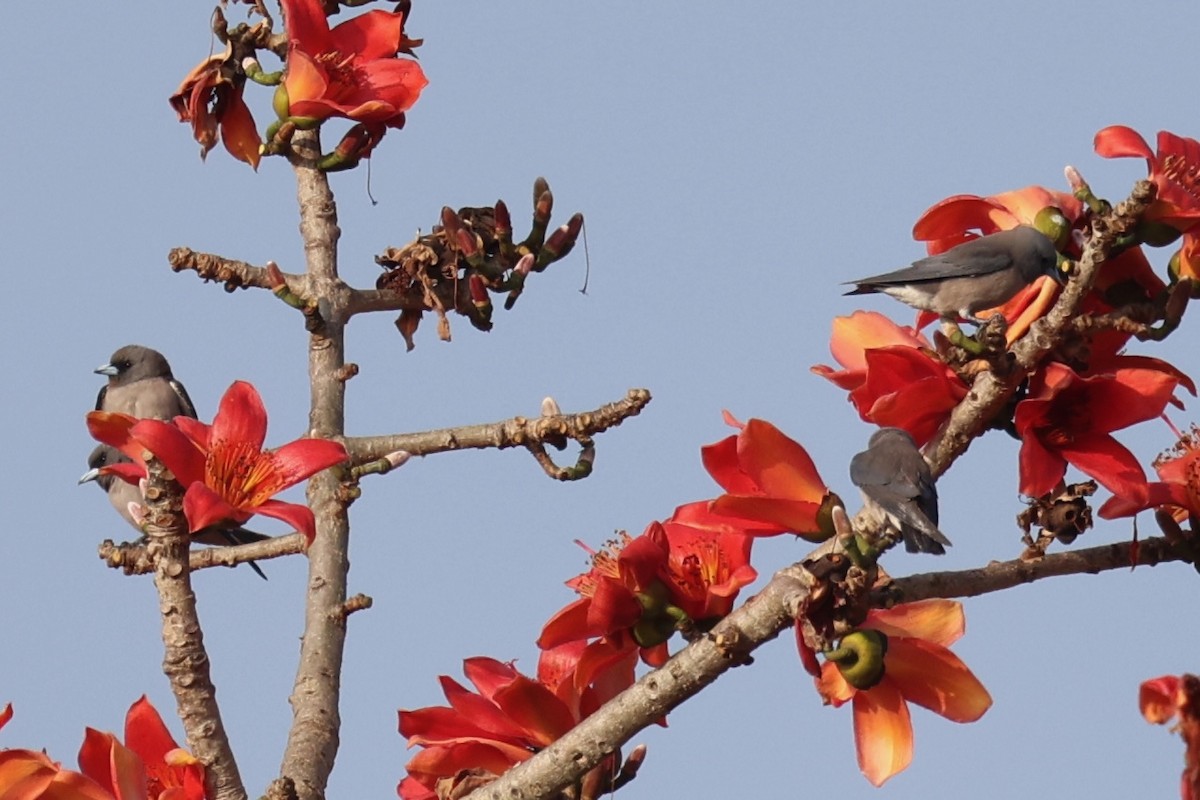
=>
[2,2,1198,798]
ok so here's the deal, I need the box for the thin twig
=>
[343,389,651,465]
[168,247,288,292]
[98,534,307,575]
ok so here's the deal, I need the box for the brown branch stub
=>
[140,457,246,800]
[169,247,283,292]
[344,388,651,465]
[98,533,308,576]
[336,593,373,621]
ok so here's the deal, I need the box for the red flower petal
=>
[123,696,178,769]
[252,499,318,544]
[1057,431,1148,497]
[210,381,268,452]
[329,9,404,60]
[267,438,349,487]
[131,420,207,486]
[461,657,519,701]
[1139,675,1182,724]
[1094,125,1154,161]
[281,0,335,54]
[182,482,246,534]
[492,677,578,745]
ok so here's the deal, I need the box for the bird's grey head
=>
[95,345,173,384]
[867,427,919,451]
[1010,226,1065,285]
[79,444,119,490]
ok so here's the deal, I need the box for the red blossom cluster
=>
[815,126,1200,518]
[0,697,205,800]
[170,0,427,170]
[398,414,992,791]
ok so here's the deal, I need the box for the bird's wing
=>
[171,378,198,419]
[846,249,1014,287]
[95,384,107,411]
[859,486,952,548]
[850,447,911,494]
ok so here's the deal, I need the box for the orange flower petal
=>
[828,311,927,372]
[816,662,854,706]
[736,419,826,500]
[884,638,992,723]
[866,599,964,646]
[852,680,913,787]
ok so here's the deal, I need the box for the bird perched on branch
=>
[844,225,1065,322]
[850,427,951,555]
[88,345,269,578]
[94,345,197,419]
[80,445,270,579]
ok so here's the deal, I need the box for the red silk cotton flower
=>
[700,414,836,540]
[397,657,605,800]
[1014,361,1190,499]
[0,696,205,800]
[814,600,992,787]
[1094,126,1200,233]
[129,381,347,544]
[537,517,755,693]
[280,0,428,127]
[812,312,967,445]
[1101,423,1200,521]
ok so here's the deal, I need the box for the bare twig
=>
[343,389,651,465]
[98,534,307,575]
[168,247,289,292]
[141,457,246,800]
[465,534,1188,800]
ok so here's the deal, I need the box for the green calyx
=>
[825,629,888,690]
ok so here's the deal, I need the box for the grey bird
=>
[80,446,270,580]
[849,427,951,555]
[95,345,196,419]
[844,225,1064,322]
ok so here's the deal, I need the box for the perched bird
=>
[80,445,270,580]
[95,345,196,419]
[844,225,1064,322]
[849,427,951,555]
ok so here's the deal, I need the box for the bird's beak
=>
[94,363,119,376]
[78,467,100,485]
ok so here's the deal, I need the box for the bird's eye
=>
[117,360,131,371]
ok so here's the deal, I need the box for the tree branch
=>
[98,534,307,575]
[277,130,352,800]
[343,389,651,465]
[465,534,1189,800]
[141,457,245,800]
